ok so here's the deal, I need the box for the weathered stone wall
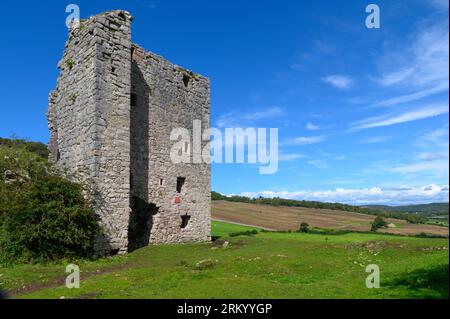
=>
[48,10,211,253]
[48,11,133,253]
[130,46,211,248]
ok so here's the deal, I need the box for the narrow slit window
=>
[131,93,137,106]
[176,177,185,193]
[160,178,163,186]
[180,215,191,229]
[182,74,190,87]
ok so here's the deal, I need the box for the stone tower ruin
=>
[47,10,211,254]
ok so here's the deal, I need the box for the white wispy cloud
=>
[238,184,449,205]
[374,68,415,87]
[322,75,353,89]
[307,159,328,169]
[278,153,306,162]
[216,107,284,128]
[373,20,449,107]
[285,135,326,145]
[351,103,449,130]
[241,107,284,121]
[375,83,449,107]
[389,160,449,174]
[414,127,449,148]
[306,122,321,130]
[360,136,391,144]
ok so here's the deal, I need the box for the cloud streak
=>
[285,135,326,145]
[278,153,306,161]
[389,160,449,174]
[238,184,449,205]
[306,122,321,130]
[322,75,353,89]
[351,104,448,130]
[216,107,284,128]
[372,20,449,107]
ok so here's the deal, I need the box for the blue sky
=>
[0,0,448,205]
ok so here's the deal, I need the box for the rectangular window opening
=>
[176,177,186,193]
[180,214,191,229]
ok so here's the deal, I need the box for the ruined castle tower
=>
[47,10,211,254]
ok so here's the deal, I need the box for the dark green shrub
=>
[371,216,388,232]
[299,222,310,233]
[0,145,100,264]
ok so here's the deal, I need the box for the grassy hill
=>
[212,201,449,237]
[366,203,448,215]
[1,221,448,299]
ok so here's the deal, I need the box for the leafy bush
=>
[371,216,388,232]
[0,143,101,264]
[299,222,310,233]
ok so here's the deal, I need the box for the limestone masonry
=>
[47,10,211,254]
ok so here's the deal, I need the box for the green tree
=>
[299,222,310,233]
[0,144,100,264]
[371,216,388,232]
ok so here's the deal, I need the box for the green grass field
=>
[0,221,448,299]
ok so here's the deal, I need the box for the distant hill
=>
[365,203,449,216]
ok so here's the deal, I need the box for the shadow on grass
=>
[386,264,449,299]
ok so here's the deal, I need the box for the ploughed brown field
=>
[211,200,449,236]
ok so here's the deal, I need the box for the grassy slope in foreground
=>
[212,200,449,236]
[1,221,448,299]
